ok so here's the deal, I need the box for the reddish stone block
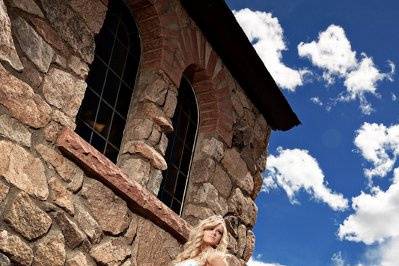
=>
[56,128,191,242]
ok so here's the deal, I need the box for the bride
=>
[173,215,229,266]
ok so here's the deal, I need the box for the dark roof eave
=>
[180,0,301,131]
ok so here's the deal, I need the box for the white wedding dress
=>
[174,259,200,266]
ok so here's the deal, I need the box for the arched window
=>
[75,0,140,163]
[158,77,199,215]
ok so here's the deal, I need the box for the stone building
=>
[0,0,299,265]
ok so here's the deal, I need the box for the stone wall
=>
[0,0,272,265]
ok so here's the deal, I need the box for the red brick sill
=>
[56,127,191,242]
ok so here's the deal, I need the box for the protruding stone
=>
[40,0,95,63]
[55,212,86,249]
[4,192,52,240]
[90,239,131,266]
[0,230,33,266]
[123,141,167,170]
[74,201,102,244]
[201,137,225,161]
[243,230,255,261]
[69,0,107,34]
[81,178,130,235]
[33,230,66,266]
[194,183,228,216]
[211,165,232,198]
[42,67,87,117]
[147,126,161,146]
[11,0,44,17]
[35,144,84,192]
[48,177,75,215]
[120,157,151,185]
[0,141,48,199]
[0,64,51,128]
[0,181,9,203]
[222,148,254,194]
[13,17,54,73]
[0,0,23,71]
[228,189,257,226]
[65,251,91,266]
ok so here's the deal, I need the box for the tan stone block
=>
[49,177,74,215]
[237,224,246,257]
[163,89,177,118]
[123,216,138,245]
[40,0,95,63]
[139,77,168,104]
[190,157,216,184]
[35,143,84,192]
[81,178,130,235]
[211,165,232,198]
[120,157,151,185]
[90,239,131,266]
[68,55,89,78]
[0,181,9,203]
[0,0,23,71]
[125,118,153,140]
[222,148,254,194]
[42,67,86,117]
[74,200,102,244]
[0,114,31,146]
[13,17,54,73]
[69,0,107,34]
[11,0,44,17]
[122,140,167,170]
[243,230,255,261]
[0,230,33,265]
[251,171,263,199]
[146,169,163,195]
[228,188,257,226]
[66,251,91,266]
[201,137,225,161]
[193,183,228,216]
[0,64,51,128]
[182,204,214,221]
[33,230,66,266]
[0,141,48,199]
[54,212,86,249]
[157,133,169,156]
[4,192,52,240]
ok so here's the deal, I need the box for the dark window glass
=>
[158,77,198,215]
[75,0,140,163]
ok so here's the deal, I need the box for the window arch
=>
[158,77,199,215]
[75,0,140,163]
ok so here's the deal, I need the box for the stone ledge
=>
[56,127,191,242]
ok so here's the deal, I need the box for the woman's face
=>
[202,223,224,248]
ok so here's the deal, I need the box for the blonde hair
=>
[174,215,228,265]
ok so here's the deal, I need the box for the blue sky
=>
[226,1,399,265]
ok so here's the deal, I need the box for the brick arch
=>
[127,0,234,145]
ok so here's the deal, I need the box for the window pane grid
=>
[158,78,198,215]
[75,0,140,163]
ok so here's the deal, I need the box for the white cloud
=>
[310,96,323,106]
[392,93,397,101]
[298,25,357,77]
[264,147,349,211]
[248,257,286,266]
[233,8,309,91]
[354,123,399,180]
[298,25,395,114]
[331,251,346,266]
[338,168,399,245]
